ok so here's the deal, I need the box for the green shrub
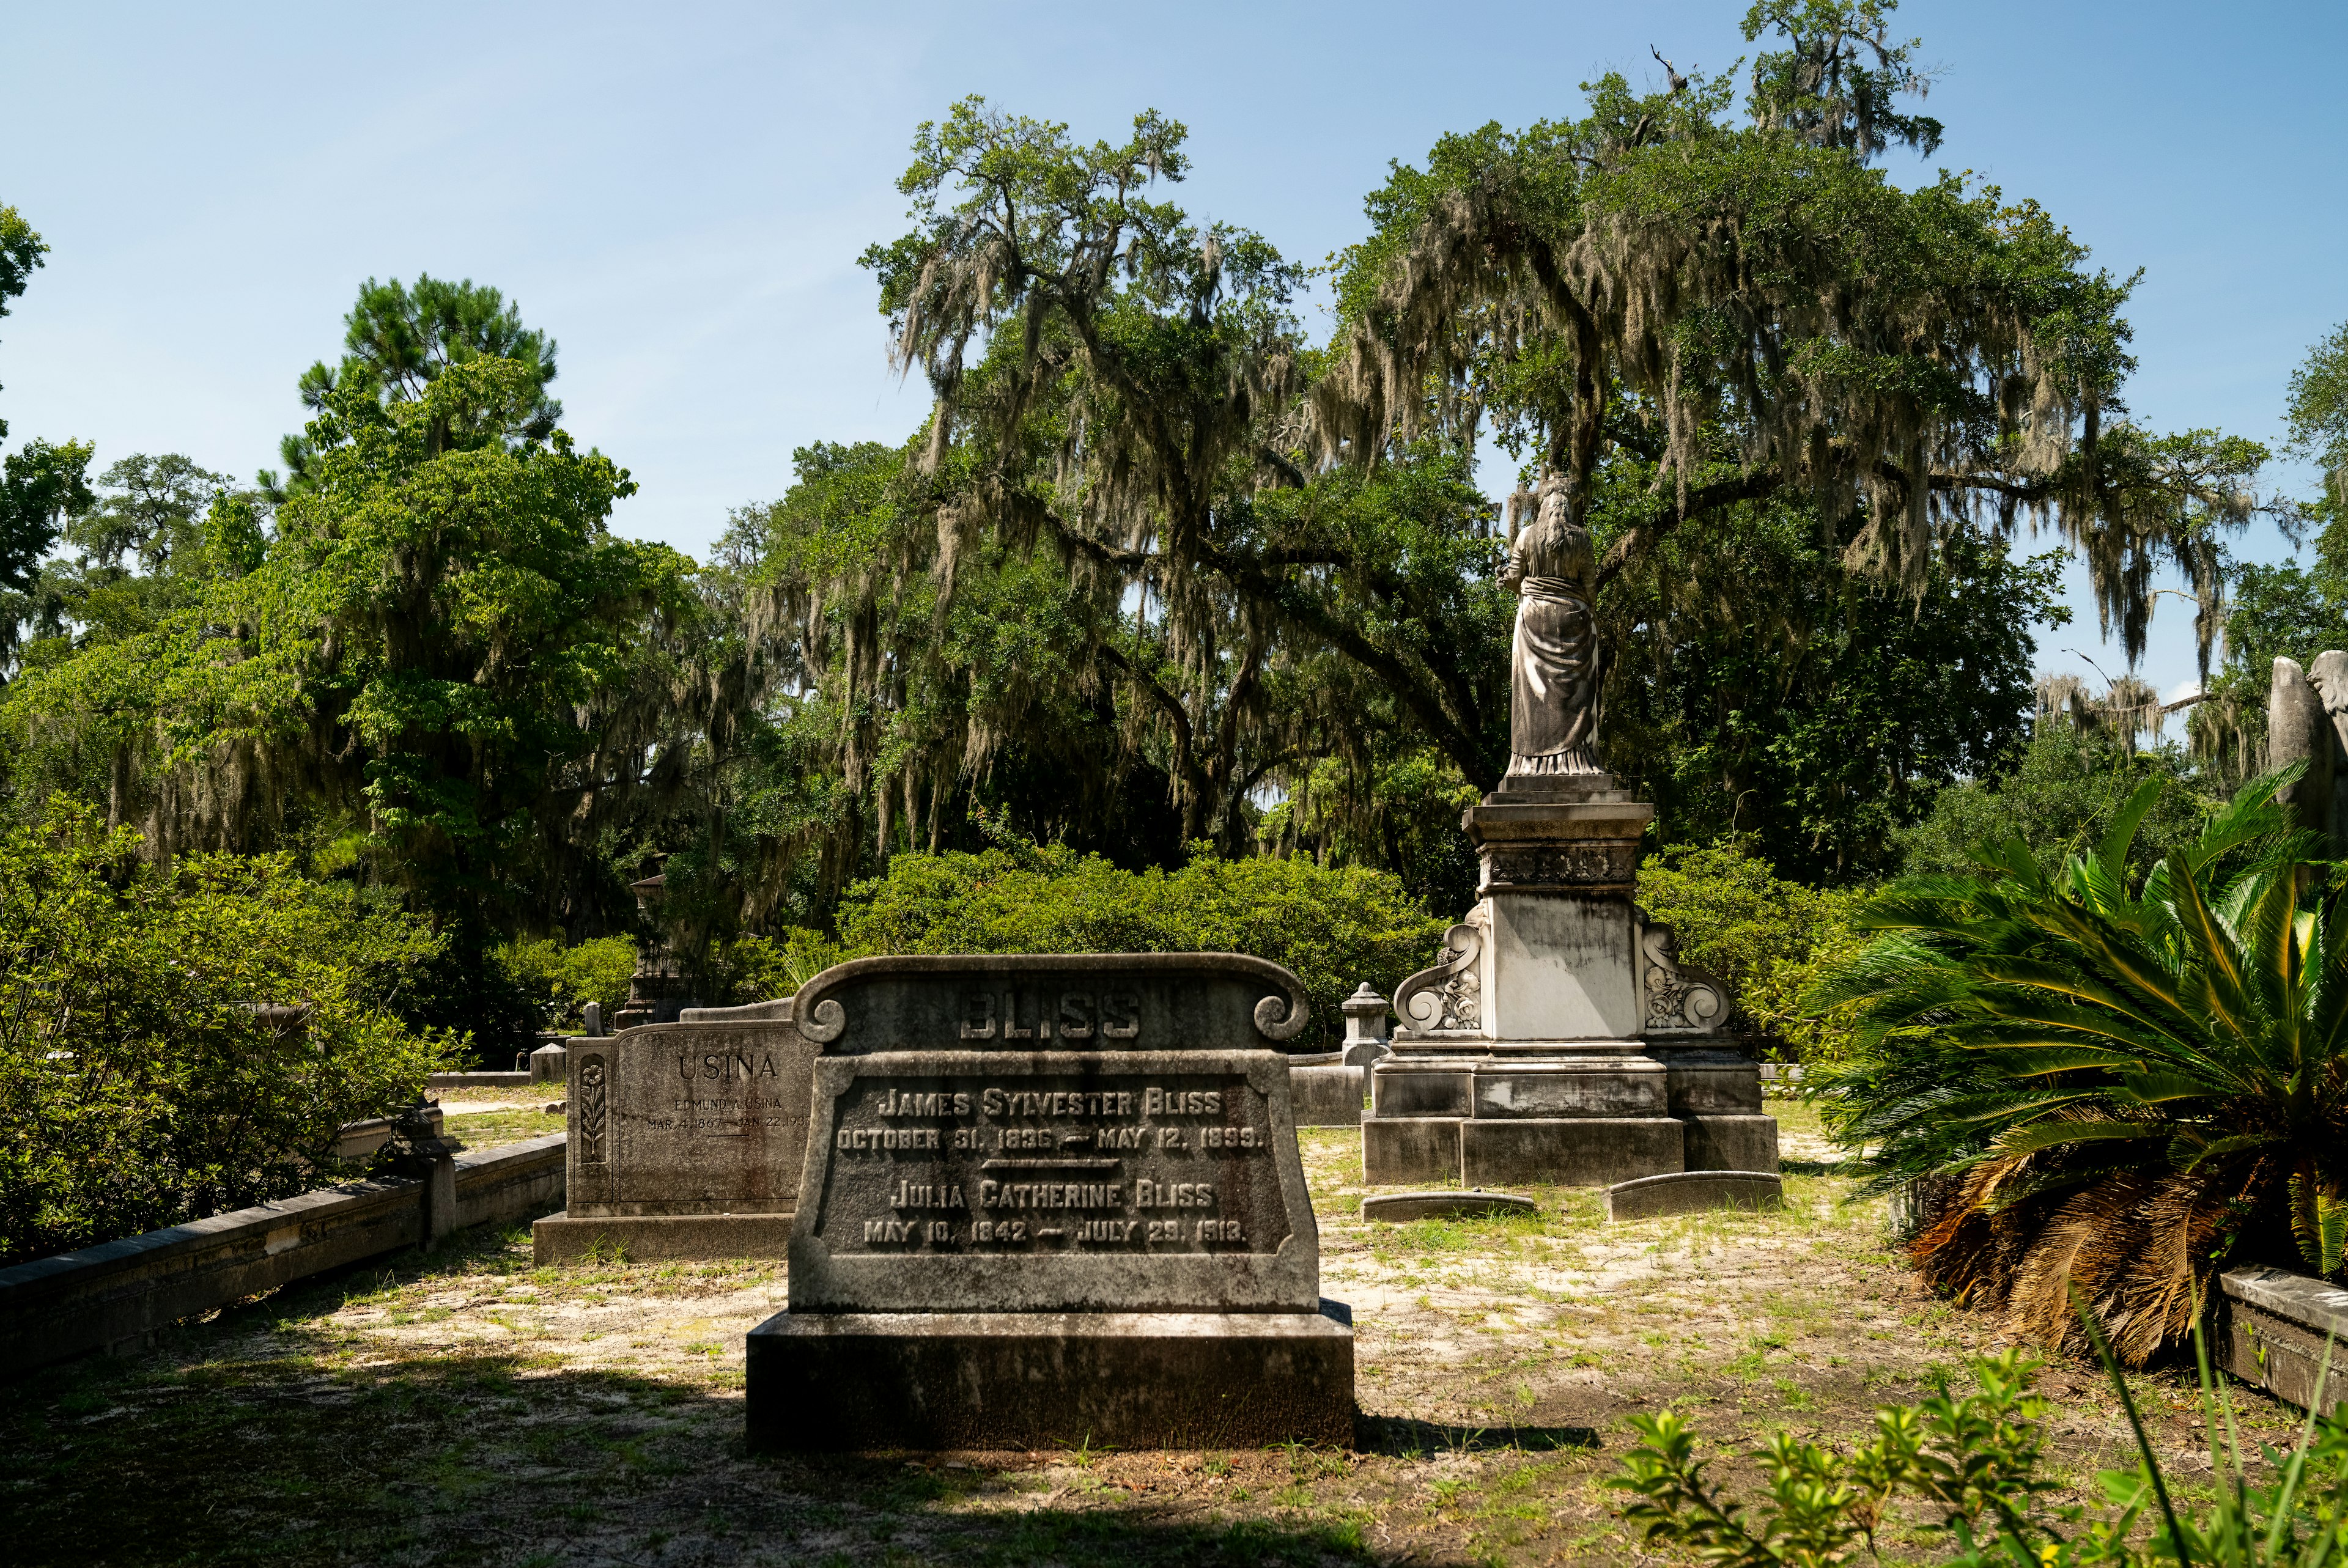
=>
[711,929,844,1003]
[493,935,637,1032]
[1614,1331,2348,1564]
[1892,721,2216,882]
[1812,770,2341,1365]
[1635,840,1867,1064]
[0,799,454,1265]
[833,839,1449,1046]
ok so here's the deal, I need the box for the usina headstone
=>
[531,998,814,1264]
[744,953,1355,1451]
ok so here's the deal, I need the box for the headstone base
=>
[746,1303,1356,1451]
[1461,1117,1685,1187]
[531,1212,794,1265]
[1683,1114,1780,1172]
[1364,1113,1733,1187]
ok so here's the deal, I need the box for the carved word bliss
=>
[959,990,1142,1040]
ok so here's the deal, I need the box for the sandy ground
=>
[0,1103,2305,1567]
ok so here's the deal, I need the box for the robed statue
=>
[1501,481,1603,778]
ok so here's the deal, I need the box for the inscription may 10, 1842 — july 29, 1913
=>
[745,953,1357,1449]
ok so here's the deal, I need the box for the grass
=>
[0,1099,2308,1566]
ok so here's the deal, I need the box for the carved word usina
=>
[676,1051,783,1081]
[958,990,1142,1040]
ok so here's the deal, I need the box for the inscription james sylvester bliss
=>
[823,1070,1276,1253]
[784,971,1322,1314]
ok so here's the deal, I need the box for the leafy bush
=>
[832,839,1449,1047]
[494,935,637,1032]
[1815,769,2339,1364]
[1894,721,2216,882]
[711,929,845,1003]
[0,800,453,1264]
[1636,840,1868,1064]
[1614,1336,2348,1564]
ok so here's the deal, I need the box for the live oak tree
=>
[0,205,96,677]
[1318,0,2274,674]
[4,358,701,1048]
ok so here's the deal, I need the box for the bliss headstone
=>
[745,953,1354,1451]
[531,1000,813,1264]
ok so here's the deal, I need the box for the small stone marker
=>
[1361,1189,1538,1223]
[744,953,1354,1451]
[1603,1169,1782,1221]
[531,997,813,1264]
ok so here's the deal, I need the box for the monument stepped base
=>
[745,1303,1356,1451]
[532,1212,793,1265]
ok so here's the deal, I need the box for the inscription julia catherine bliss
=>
[819,1062,1282,1254]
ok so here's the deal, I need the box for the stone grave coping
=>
[787,1048,1318,1314]
[786,952,1313,1055]
[1361,1190,1538,1223]
[1603,1169,1783,1221]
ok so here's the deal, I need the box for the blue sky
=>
[2,1,2339,707]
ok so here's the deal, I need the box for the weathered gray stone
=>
[1462,1117,1683,1188]
[1371,1062,1475,1117]
[1290,1062,1365,1127]
[528,1040,568,1084]
[1360,1190,1537,1222]
[786,952,1311,1056]
[1340,984,1392,1067]
[533,1019,817,1264]
[1471,1055,1669,1117]
[1604,1170,1782,1221]
[748,951,1351,1450]
[559,1023,814,1216]
[1362,1117,1461,1184]
[2218,1265,2348,1413]
[1648,1045,1765,1114]
[786,1049,1318,1314]
[533,1212,792,1265]
[745,1303,1356,1451]
[679,997,794,1024]
[2272,654,2348,848]
[1683,1113,1780,1173]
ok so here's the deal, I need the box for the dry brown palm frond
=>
[1907,1160,2032,1310]
[2002,1172,2153,1355]
[2103,1161,2269,1365]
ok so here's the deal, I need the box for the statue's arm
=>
[1500,534,1527,592]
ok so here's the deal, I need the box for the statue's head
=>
[1537,476,1577,531]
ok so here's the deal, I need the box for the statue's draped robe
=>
[1506,513,1602,775]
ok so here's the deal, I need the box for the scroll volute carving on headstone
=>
[2269,654,2348,847]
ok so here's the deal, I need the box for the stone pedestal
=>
[1363,776,1775,1187]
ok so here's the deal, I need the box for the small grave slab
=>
[1604,1169,1782,1221]
[532,1018,816,1264]
[1362,1190,1538,1223]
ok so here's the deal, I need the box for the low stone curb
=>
[2218,1265,2348,1412]
[1604,1170,1783,1221]
[0,1133,565,1378]
[1361,1190,1540,1223]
